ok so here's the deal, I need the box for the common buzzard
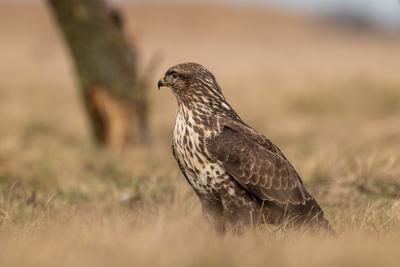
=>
[158,63,333,233]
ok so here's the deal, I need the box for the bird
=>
[158,62,334,233]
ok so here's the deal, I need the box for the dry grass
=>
[1,3,400,266]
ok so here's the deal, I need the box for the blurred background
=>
[1,1,400,266]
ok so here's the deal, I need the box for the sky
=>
[256,0,400,30]
[4,0,400,30]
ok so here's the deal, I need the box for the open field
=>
[1,3,400,266]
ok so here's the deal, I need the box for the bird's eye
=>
[170,72,178,80]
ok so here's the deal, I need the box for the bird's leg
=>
[199,196,226,234]
[218,182,259,232]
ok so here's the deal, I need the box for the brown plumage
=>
[158,62,334,233]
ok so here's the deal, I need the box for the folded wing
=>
[206,118,313,205]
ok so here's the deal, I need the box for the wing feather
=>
[206,118,313,205]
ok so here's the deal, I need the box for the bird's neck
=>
[177,96,240,124]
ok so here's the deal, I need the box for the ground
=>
[1,3,400,267]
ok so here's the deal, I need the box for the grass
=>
[1,75,400,266]
[1,2,400,267]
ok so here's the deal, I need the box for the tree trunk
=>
[47,0,149,149]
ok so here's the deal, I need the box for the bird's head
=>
[158,62,239,119]
[158,63,224,103]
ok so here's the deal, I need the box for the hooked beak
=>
[157,77,167,90]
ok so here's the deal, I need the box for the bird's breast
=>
[173,110,227,195]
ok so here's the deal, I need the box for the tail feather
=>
[289,198,336,234]
[267,198,336,234]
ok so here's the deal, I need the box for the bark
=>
[47,0,149,149]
